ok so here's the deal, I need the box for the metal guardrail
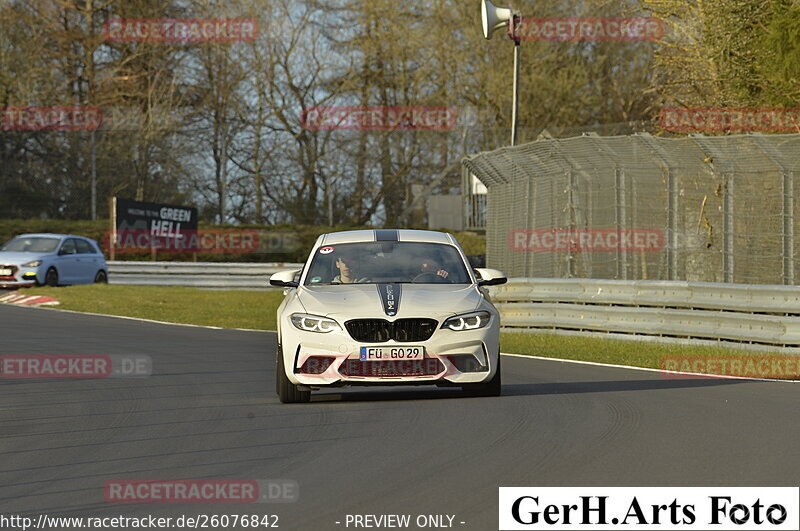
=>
[106,265,800,347]
[489,278,800,348]
[108,261,302,289]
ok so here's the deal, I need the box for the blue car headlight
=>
[22,260,42,267]
[442,311,491,331]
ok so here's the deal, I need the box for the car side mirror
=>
[475,267,507,287]
[59,247,75,256]
[270,269,300,288]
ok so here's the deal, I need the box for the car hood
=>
[297,283,483,319]
[0,252,51,265]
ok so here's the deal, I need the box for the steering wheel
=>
[411,272,449,283]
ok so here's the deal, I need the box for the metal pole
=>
[326,174,333,226]
[511,41,520,146]
[723,172,734,283]
[91,128,97,221]
[109,196,116,261]
[567,169,577,278]
[524,175,532,276]
[784,170,795,285]
[615,168,626,280]
[667,167,678,280]
[461,167,469,229]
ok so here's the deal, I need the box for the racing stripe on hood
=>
[377,283,401,316]
[375,229,398,241]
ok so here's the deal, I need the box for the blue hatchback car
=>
[0,234,108,288]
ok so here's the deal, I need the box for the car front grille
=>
[0,265,18,279]
[345,319,438,343]
[339,358,445,377]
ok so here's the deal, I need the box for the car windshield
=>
[0,237,61,253]
[304,241,471,285]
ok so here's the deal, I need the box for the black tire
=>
[45,268,58,287]
[276,348,310,403]
[462,355,502,397]
[94,270,108,283]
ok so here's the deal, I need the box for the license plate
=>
[0,268,13,276]
[360,346,424,361]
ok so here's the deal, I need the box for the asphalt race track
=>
[1,303,799,530]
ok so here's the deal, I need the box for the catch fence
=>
[462,133,800,285]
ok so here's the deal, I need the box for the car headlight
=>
[22,260,42,267]
[442,311,491,331]
[290,313,341,333]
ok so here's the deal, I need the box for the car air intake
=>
[339,358,445,377]
[345,319,438,343]
[297,356,335,375]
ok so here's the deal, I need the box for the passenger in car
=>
[332,251,372,283]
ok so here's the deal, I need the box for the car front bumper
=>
[0,265,39,288]
[281,319,500,387]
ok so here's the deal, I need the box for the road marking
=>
[501,352,799,383]
[2,305,271,333]
[0,294,59,307]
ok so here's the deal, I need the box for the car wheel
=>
[276,348,310,403]
[462,355,502,397]
[94,270,108,284]
[45,268,59,287]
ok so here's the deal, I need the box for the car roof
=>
[319,229,456,246]
[13,233,93,241]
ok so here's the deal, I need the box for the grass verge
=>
[32,285,285,330]
[502,332,761,369]
[24,285,794,379]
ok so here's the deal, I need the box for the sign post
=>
[109,197,117,261]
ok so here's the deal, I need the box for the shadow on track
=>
[311,377,746,403]
[502,378,745,396]
[312,387,471,403]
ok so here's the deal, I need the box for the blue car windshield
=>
[0,237,61,253]
[304,242,471,285]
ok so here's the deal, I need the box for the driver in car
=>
[332,251,371,284]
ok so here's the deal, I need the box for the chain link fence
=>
[462,132,800,285]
